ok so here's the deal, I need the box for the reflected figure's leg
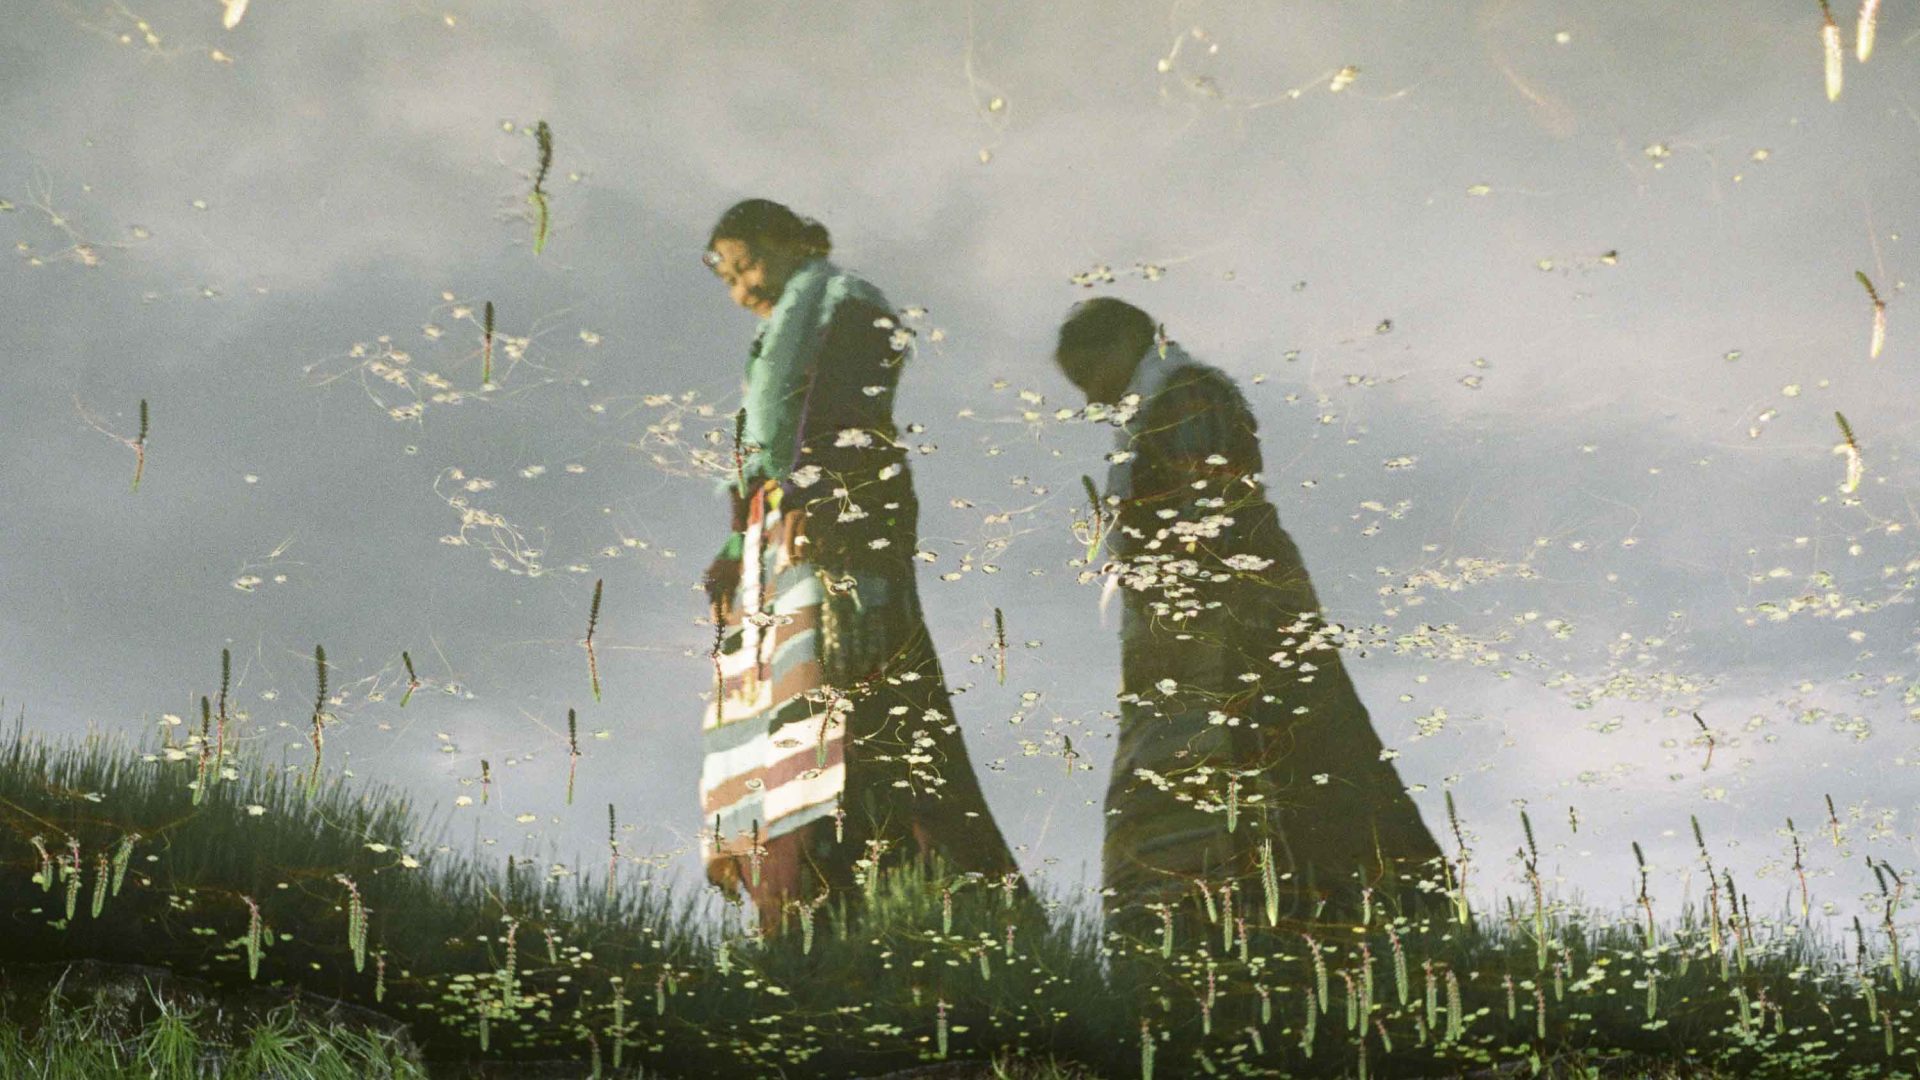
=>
[748,817,859,932]
[1247,639,1445,924]
[828,586,1026,898]
[1101,697,1265,939]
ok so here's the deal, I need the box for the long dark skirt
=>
[1102,530,1444,937]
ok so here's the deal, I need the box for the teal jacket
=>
[712,259,906,571]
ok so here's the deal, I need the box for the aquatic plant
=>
[1444,790,1473,928]
[398,650,418,708]
[1075,474,1106,563]
[132,398,147,491]
[605,802,618,902]
[307,644,328,796]
[338,873,368,972]
[585,578,603,703]
[481,300,495,385]
[192,696,213,806]
[567,708,580,805]
[993,606,1007,685]
[528,121,553,255]
[1856,272,1888,359]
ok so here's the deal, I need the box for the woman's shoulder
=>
[820,264,891,318]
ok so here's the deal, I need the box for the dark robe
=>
[1100,353,1442,934]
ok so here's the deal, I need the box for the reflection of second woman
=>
[698,199,1022,927]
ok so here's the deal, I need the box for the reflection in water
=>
[698,201,1020,927]
[1054,298,1443,933]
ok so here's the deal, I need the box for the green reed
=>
[131,398,148,491]
[528,121,553,255]
[585,578,603,702]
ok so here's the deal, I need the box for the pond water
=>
[3,0,1916,944]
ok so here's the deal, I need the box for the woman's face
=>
[706,237,789,318]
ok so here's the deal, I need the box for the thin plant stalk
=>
[400,650,418,708]
[482,300,495,385]
[1856,272,1887,358]
[585,578,603,702]
[132,398,148,491]
[307,644,328,797]
[567,708,580,805]
[529,121,554,254]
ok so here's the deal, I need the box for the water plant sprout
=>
[528,121,553,255]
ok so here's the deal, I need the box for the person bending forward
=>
[1052,297,1443,936]
[699,199,1023,929]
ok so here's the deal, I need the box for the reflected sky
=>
[3,0,1918,929]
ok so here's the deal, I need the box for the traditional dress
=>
[1097,341,1442,934]
[701,258,1021,927]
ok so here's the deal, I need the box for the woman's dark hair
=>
[707,198,832,259]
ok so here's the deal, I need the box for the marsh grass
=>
[0,981,424,1078]
[4,723,1920,1077]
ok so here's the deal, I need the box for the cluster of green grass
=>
[0,984,421,1079]
[2,719,1918,1078]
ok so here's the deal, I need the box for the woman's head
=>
[704,199,832,317]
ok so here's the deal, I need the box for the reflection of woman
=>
[1052,298,1441,934]
[698,199,1021,928]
